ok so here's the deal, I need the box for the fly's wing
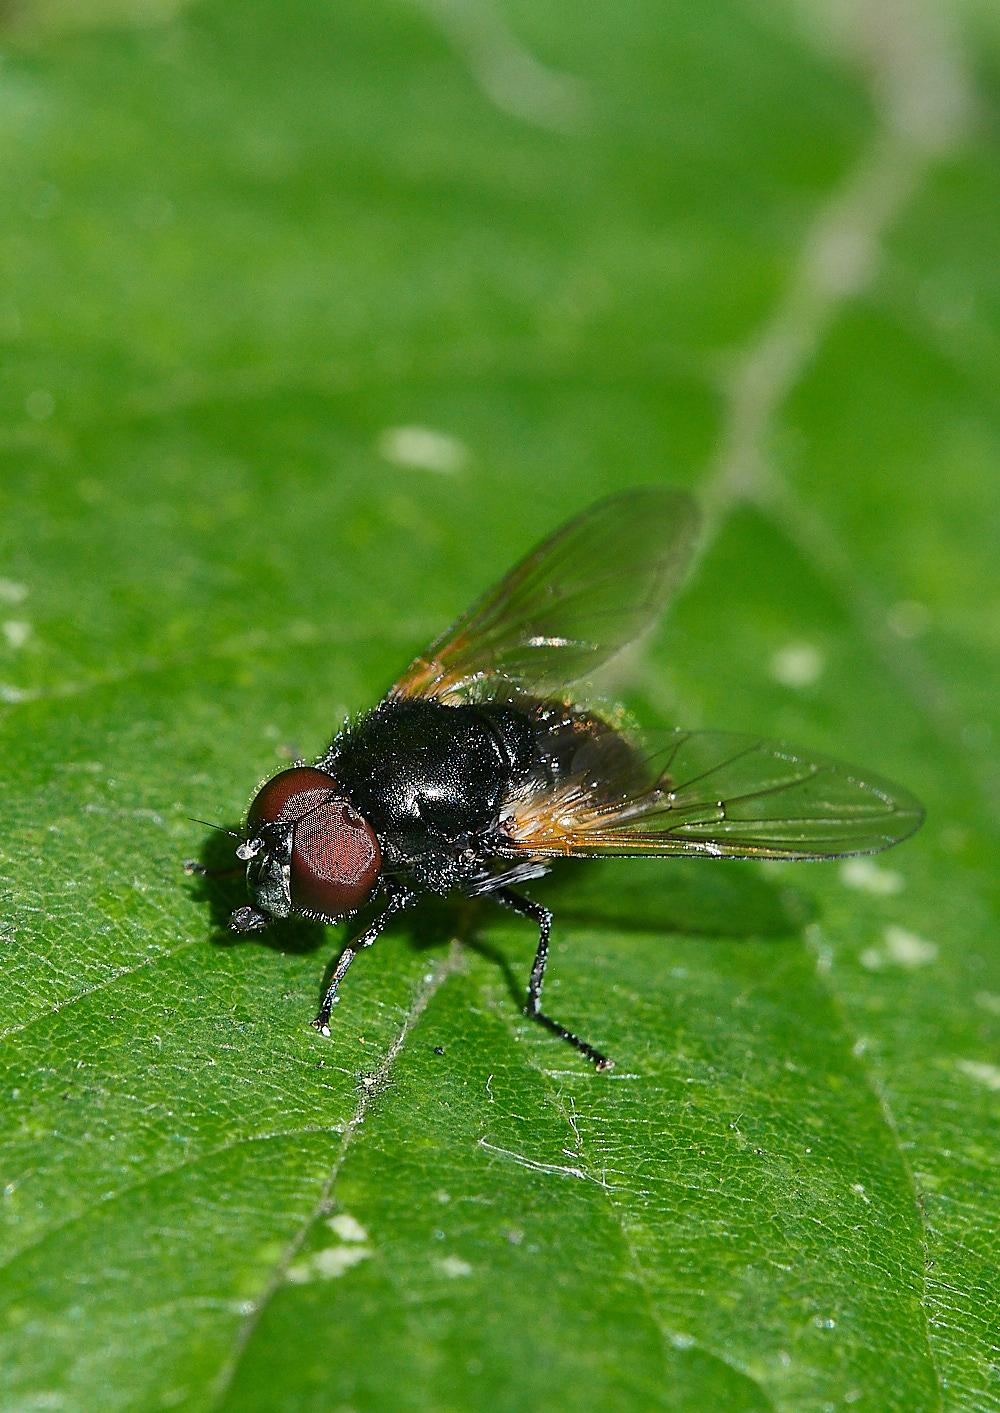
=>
[391,487,700,704]
[501,730,924,860]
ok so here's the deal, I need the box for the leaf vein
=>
[204,941,465,1409]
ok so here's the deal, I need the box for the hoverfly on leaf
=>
[200,487,923,1070]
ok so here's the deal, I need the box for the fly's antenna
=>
[184,818,245,877]
[187,816,242,838]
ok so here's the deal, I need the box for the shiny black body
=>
[221,690,618,1065]
[302,693,620,1068]
[319,697,538,893]
[207,486,921,1074]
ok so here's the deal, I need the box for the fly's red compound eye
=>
[246,767,381,918]
[291,797,381,916]
[247,766,341,830]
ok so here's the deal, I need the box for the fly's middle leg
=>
[495,888,613,1071]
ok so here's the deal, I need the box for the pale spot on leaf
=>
[287,1245,372,1283]
[438,1256,472,1278]
[378,426,468,473]
[840,858,905,894]
[2,621,31,648]
[327,1213,368,1242]
[883,926,937,967]
[957,1060,1000,1092]
[769,642,824,689]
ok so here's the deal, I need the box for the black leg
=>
[312,887,417,1036]
[495,888,613,1071]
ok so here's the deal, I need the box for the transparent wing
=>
[501,730,924,861]
[391,487,700,703]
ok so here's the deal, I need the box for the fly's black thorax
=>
[322,698,537,871]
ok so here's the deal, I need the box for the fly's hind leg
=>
[494,888,613,1071]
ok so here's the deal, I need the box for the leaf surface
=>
[0,0,998,1410]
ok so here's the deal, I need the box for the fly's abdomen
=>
[522,700,648,805]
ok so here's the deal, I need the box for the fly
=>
[191,487,923,1070]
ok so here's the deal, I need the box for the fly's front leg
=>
[184,860,244,879]
[495,888,613,1071]
[313,886,417,1036]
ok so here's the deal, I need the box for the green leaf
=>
[1,0,998,1409]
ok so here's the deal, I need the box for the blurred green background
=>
[1,0,999,1408]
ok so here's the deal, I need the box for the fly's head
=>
[231,767,382,932]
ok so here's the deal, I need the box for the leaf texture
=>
[0,0,998,1410]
